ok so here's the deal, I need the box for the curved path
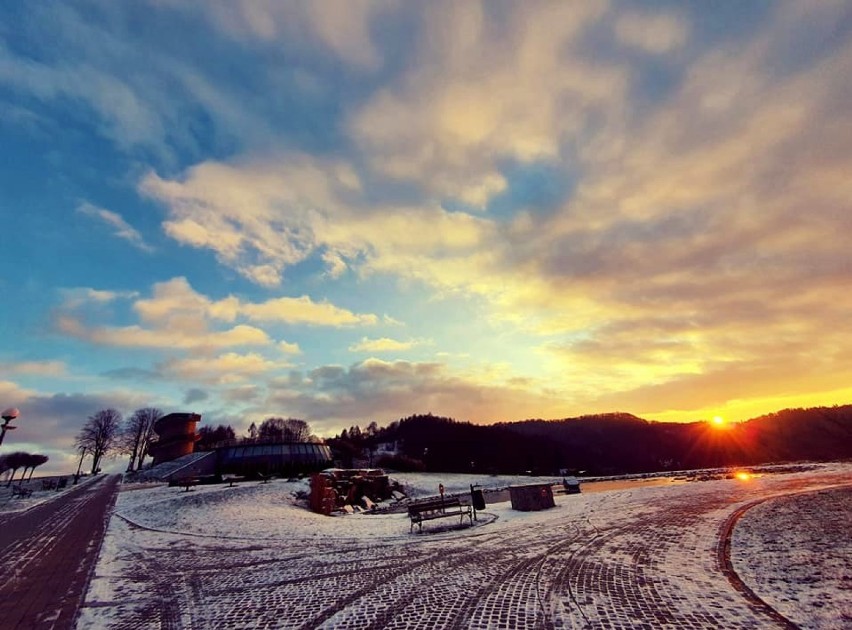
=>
[0,474,120,629]
[79,470,849,629]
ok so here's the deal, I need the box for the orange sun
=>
[711,416,727,428]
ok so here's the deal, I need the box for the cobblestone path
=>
[0,475,120,629]
[80,471,849,629]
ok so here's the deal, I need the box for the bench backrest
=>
[408,496,461,514]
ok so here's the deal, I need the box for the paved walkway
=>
[79,469,850,629]
[0,474,120,629]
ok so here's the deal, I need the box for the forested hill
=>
[333,406,852,476]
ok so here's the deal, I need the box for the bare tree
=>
[123,407,161,471]
[76,409,123,474]
[257,417,312,442]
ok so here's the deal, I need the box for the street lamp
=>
[1,407,20,447]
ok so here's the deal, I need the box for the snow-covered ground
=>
[78,462,852,629]
[731,485,852,629]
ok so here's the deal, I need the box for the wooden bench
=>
[169,477,200,491]
[11,485,33,499]
[408,495,472,533]
[223,475,247,487]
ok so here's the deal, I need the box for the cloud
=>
[77,202,154,252]
[200,0,392,70]
[140,155,362,285]
[141,155,498,291]
[132,277,378,327]
[263,358,568,432]
[278,341,301,355]
[349,1,619,205]
[160,352,286,384]
[348,337,427,353]
[56,314,270,350]
[57,277,379,353]
[240,296,377,326]
[614,11,688,54]
[60,288,139,309]
[8,1,852,431]
[184,388,209,404]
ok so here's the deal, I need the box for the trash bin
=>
[471,486,486,510]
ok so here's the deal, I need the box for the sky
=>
[2,1,852,474]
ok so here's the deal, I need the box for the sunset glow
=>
[2,1,852,474]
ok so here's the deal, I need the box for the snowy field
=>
[731,485,852,628]
[78,463,852,629]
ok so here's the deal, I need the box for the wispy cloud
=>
[348,337,428,353]
[77,202,154,252]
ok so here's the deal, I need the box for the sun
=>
[711,416,727,428]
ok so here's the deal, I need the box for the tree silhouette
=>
[123,407,162,471]
[197,424,236,450]
[24,453,49,481]
[258,417,312,442]
[76,409,122,474]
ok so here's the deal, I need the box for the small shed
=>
[509,483,555,511]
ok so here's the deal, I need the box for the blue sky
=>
[2,1,852,474]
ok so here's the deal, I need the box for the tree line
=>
[327,406,852,475]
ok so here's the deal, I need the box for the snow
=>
[77,462,852,628]
[731,484,852,628]
[0,475,99,515]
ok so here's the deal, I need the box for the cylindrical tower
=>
[149,412,201,465]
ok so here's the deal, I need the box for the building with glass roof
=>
[216,442,333,476]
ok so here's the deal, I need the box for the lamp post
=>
[1,407,20,447]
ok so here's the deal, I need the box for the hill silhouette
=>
[330,405,852,476]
